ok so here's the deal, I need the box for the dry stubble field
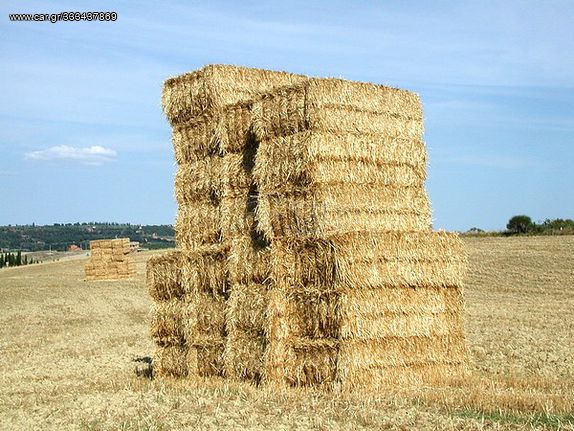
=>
[0,236,573,430]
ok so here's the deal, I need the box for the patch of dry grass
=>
[1,237,573,430]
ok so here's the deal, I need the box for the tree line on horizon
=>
[0,223,175,252]
[467,216,574,236]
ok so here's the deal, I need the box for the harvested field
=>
[0,236,573,430]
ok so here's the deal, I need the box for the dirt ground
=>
[0,237,572,430]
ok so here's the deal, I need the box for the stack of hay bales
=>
[251,78,469,388]
[155,65,304,379]
[85,238,135,280]
[152,65,469,388]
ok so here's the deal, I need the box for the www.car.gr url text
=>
[9,12,118,23]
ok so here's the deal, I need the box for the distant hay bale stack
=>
[85,238,135,281]
[265,231,469,388]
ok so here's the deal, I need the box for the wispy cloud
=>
[24,145,117,165]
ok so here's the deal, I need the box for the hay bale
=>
[252,79,423,141]
[162,65,304,126]
[224,280,269,381]
[184,292,226,340]
[267,337,468,388]
[194,341,226,377]
[224,331,266,381]
[219,101,254,154]
[249,79,430,240]
[264,231,469,387]
[154,345,188,378]
[254,132,427,194]
[147,251,183,301]
[174,156,224,205]
[177,248,228,377]
[226,282,268,334]
[175,203,223,250]
[272,231,467,291]
[85,238,134,281]
[180,247,229,295]
[171,115,222,165]
[150,299,185,346]
[256,184,432,240]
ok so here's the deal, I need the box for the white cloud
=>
[24,145,117,165]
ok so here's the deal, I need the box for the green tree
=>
[16,250,22,266]
[507,215,533,234]
[0,254,4,268]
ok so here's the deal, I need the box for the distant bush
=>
[507,215,534,234]
[505,216,574,236]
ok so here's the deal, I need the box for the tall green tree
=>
[507,215,533,234]
[16,250,22,266]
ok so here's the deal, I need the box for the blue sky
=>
[1,0,572,231]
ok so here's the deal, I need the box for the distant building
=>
[68,244,82,252]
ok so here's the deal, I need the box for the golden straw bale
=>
[338,287,465,339]
[147,251,184,301]
[219,101,253,154]
[337,336,468,370]
[150,299,185,346]
[265,336,468,388]
[174,156,224,205]
[221,152,255,192]
[226,282,268,334]
[89,239,113,249]
[184,292,227,340]
[154,345,188,378]
[195,342,226,377]
[340,362,468,390]
[162,65,304,126]
[254,131,427,194]
[226,235,270,285]
[256,185,432,240]
[264,338,338,387]
[220,194,257,240]
[272,231,467,291]
[181,247,229,296]
[252,79,423,141]
[175,203,223,250]
[171,115,222,165]
[224,331,266,381]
